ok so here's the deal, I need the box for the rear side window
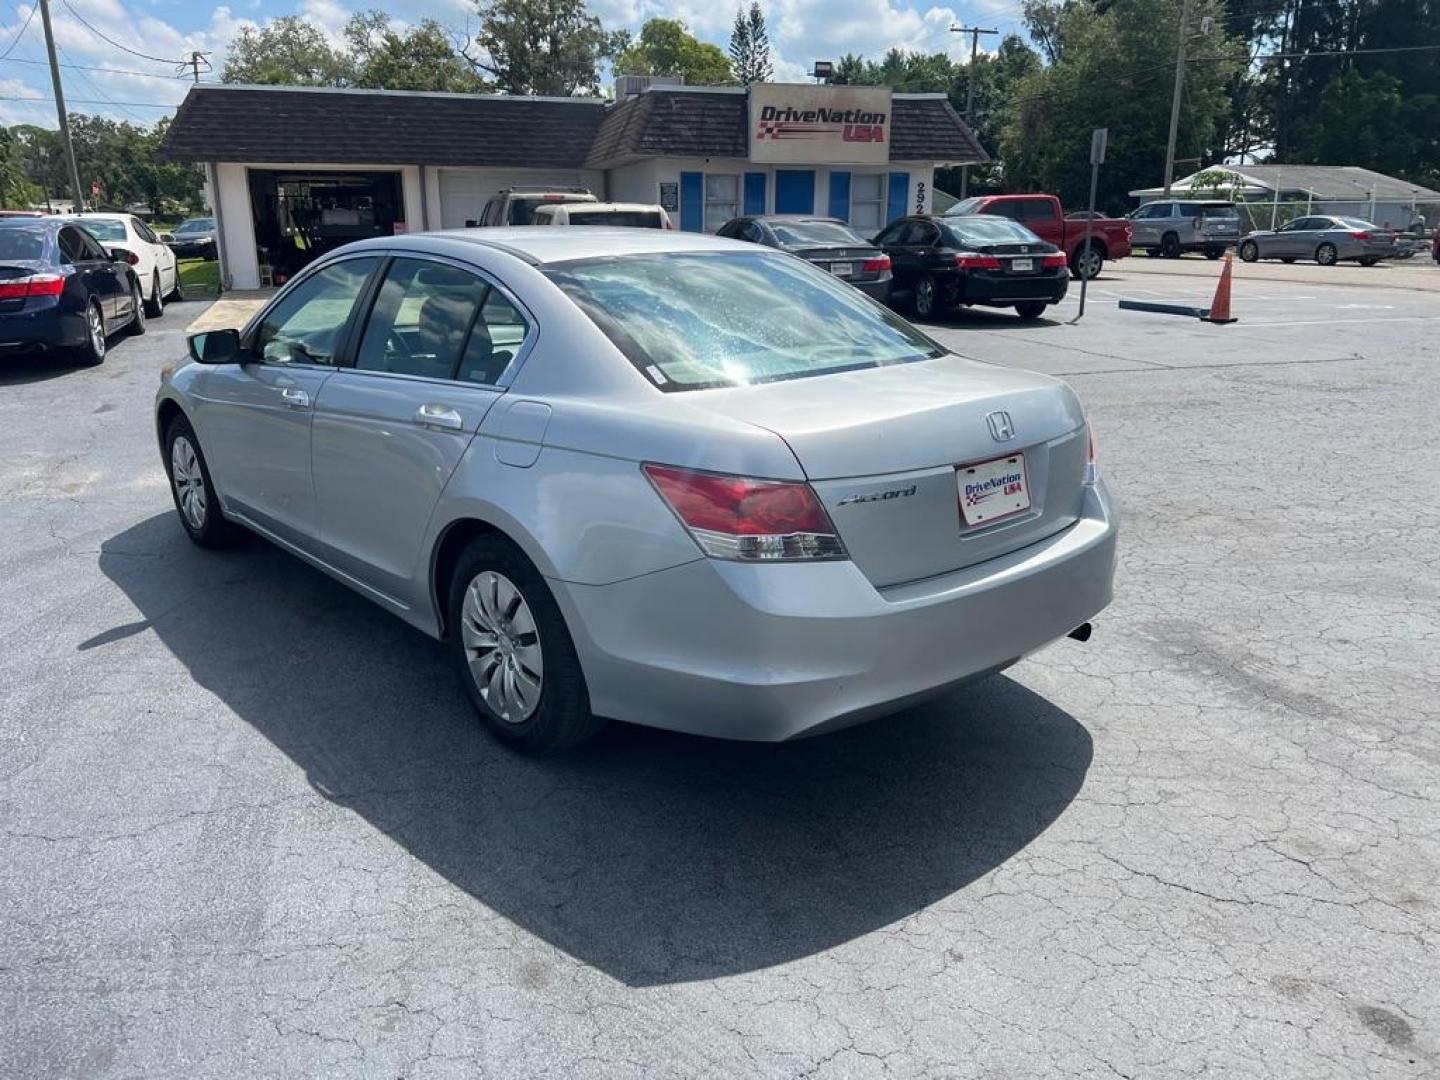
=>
[0,228,48,261]
[57,227,88,263]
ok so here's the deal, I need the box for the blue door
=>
[828,171,851,221]
[775,170,816,214]
[680,171,704,232]
[886,173,909,225]
[743,172,767,215]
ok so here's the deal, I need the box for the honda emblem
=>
[987,411,1015,442]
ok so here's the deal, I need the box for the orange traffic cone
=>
[1205,253,1237,324]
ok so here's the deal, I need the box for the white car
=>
[530,202,672,228]
[76,214,180,317]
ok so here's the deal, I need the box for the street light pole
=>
[1161,0,1194,197]
[950,24,998,200]
[37,0,84,212]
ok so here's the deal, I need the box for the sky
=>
[0,0,1030,129]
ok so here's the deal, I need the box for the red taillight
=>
[642,463,846,561]
[1348,230,1371,240]
[955,253,1001,270]
[121,249,140,265]
[1042,253,1068,268]
[0,272,65,300]
[860,255,891,272]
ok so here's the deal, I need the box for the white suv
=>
[475,189,597,226]
[531,203,671,229]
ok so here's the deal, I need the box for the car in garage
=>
[0,217,146,364]
[155,228,1116,752]
[77,212,181,316]
[873,214,1070,321]
[715,214,892,301]
[1238,216,1400,266]
[162,217,216,260]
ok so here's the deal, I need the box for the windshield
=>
[942,197,987,217]
[564,210,664,228]
[0,227,47,261]
[942,217,1042,245]
[545,251,944,392]
[81,219,126,241]
[770,220,866,247]
[174,219,213,234]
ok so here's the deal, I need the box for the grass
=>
[178,257,220,297]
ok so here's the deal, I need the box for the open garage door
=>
[438,168,603,228]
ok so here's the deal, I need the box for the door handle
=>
[414,403,463,431]
[280,387,311,409]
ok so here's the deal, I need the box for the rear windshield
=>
[1179,203,1238,218]
[942,197,986,217]
[942,217,1042,245]
[510,197,590,225]
[174,218,213,234]
[0,228,47,261]
[770,220,866,246]
[81,219,126,241]
[544,251,943,392]
[1338,217,1379,230]
[564,210,664,228]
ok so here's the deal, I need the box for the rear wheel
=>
[1160,232,1182,259]
[448,535,602,753]
[1281,257,1297,264]
[1358,257,1378,267]
[1239,240,1259,262]
[74,301,106,366]
[911,273,940,319]
[144,271,165,318]
[126,281,147,335]
[1015,301,1047,321]
[1205,246,1225,259]
[165,414,240,548]
[1315,242,1338,266]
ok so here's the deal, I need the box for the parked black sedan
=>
[0,218,146,365]
[873,214,1069,320]
[715,215,892,301]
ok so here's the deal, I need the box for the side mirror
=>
[159,233,174,243]
[188,328,242,365]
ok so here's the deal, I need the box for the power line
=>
[0,1,36,61]
[58,0,183,66]
[0,54,200,81]
[0,90,175,107]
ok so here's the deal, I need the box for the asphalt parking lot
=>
[2,265,1437,1078]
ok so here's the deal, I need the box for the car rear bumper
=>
[554,479,1118,741]
[0,305,86,353]
[953,269,1069,307]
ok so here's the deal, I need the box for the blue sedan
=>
[0,218,146,365]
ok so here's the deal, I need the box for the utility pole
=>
[37,0,83,212]
[950,24,998,200]
[1161,0,1194,197]
[180,51,211,84]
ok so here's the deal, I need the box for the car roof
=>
[342,227,756,266]
[0,216,61,230]
[749,215,848,223]
[540,202,665,214]
[76,212,128,220]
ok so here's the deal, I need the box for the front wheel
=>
[448,536,603,753]
[1015,301,1048,321]
[1239,240,1259,263]
[165,415,240,548]
[1071,244,1103,280]
[1315,243,1338,266]
[911,273,941,319]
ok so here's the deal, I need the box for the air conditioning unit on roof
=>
[614,74,685,99]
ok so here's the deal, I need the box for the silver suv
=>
[1129,200,1240,259]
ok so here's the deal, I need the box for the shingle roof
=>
[1132,164,1440,201]
[161,85,607,168]
[586,89,987,168]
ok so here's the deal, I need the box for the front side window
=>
[253,257,378,366]
[850,174,886,231]
[704,175,739,233]
[545,251,944,392]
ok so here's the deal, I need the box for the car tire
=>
[126,280,147,335]
[448,535,603,754]
[74,300,106,366]
[1015,301,1047,321]
[1316,243,1338,266]
[144,272,165,318]
[1205,246,1224,259]
[1160,232,1182,259]
[1071,244,1103,280]
[1239,240,1259,262]
[1281,257,1297,264]
[912,273,940,319]
[1358,257,1378,267]
[166,273,184,301]
[1145,247,1161,258]
[164,414,240,549]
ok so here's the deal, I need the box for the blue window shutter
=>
[828,171,851,221]
[886,172,909,224]
[743,172,766,215]
[680,171,704,232]
[774,170,816,214]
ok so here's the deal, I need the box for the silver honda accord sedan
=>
[156,228,1118,752]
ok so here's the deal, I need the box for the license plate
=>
[1011,258,1034,272]
[829,262,853,277]
[958,453,1031,526]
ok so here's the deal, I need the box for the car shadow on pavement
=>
[915,307,1065,330]
[99,513,1093,987]
[0,352,85,385]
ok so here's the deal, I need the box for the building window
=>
[704,174,739,231]
[850,174,885,231]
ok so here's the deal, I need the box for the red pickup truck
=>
[943,194,1132,279]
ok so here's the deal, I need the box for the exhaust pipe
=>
[1067,622,1093,643]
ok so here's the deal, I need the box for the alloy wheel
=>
[1077,247,1102,279]
[87,305,105,358]
[170,435,207,530]
[461,570,544,723]
[915,278,935,317]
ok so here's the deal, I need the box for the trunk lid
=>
[690,356,1090,587]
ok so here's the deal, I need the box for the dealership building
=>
[162,80,987,290]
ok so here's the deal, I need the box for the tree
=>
[469,0,625,96]
[221,16,354,86]
[614,18,734,85]
[728,2,772,85]
[346,12,490,92]
[0,126,39,209]
[1300,70,1436,182]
